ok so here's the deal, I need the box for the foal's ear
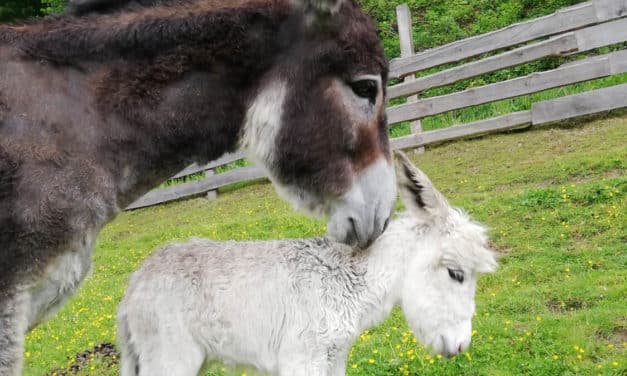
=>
[394,151,449,221]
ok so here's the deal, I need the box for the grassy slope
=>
[24,114,626,375]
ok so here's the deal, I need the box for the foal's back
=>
[118,237,364,375]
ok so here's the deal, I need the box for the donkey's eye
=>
[349,80,378,103]
[447,268,464,283]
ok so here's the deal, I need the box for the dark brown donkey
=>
[0,0,396,373]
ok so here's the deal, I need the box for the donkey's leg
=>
[0,291,30,376]
[27,233,95,329]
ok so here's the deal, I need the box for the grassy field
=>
[24,114,626,375]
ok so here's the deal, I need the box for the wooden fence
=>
[126,0,627,210]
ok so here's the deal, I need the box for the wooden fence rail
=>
[126,0,627,210]
[388,0,627,78]
[388,49,627,124]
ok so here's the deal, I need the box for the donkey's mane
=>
[0,0,294,63]
[68,0,167,16]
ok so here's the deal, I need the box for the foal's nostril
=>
[458,343,462,354]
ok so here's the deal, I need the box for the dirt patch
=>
[488,240,511,255]
[545,299,586,313]
[610,318,627,344]
[491,169,623,192]
[46,343,119,376]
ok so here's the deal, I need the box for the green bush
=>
[41,0,66,14]
[358,0,586,58]
[0,0,44,21]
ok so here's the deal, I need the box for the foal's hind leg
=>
[0,291,30,376]
[136,342,205,376]
[123,312,205,376]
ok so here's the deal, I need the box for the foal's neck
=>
[358,215,416,328]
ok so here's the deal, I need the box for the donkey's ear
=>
[394,151,449,221]
[291,0,345,14]
[291,0,346,30]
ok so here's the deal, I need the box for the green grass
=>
[24,114,626,375]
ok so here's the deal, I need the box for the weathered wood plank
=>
[396,4,423,148]
[390,111,532,150]
[609,49,627,74]
[387,50,627,124]
[574,17,627,52]
[594,0,627,21]
[127,166,266,210]
[388,0,622,78]
[388,33,579,99]
[170,151,246,179]
[396,4,415,58]
[531,83,627,124]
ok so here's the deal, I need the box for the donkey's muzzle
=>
[327,158,396,248]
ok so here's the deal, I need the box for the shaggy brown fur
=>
[0,1,391,373]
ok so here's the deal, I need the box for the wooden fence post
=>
[206,168,217,200]
[396,4,424,153]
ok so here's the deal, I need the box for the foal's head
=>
[240,0,395,248]
[394,151,497,358]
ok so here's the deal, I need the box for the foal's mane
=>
[0,0,293,63]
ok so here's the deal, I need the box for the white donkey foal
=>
[117,151,497,376]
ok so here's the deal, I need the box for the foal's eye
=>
[447,268,464,283]
[349,80,378,103]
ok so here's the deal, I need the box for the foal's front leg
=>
[328,349,348,376]
[0,291,30,376]
[278,350,336,376]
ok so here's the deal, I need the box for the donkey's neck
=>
[357,214,416,330]
[42,3,298,208]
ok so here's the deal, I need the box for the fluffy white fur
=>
[117,151,497,376]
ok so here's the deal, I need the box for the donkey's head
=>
[17,0,394,248]
[394,151,497,358]
[241,0,395,248]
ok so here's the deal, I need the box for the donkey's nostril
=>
[347,217,360,247]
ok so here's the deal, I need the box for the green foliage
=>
[0,0,43,21]
[42,0,66,14]
[358,0,586,58]
[0,0,64,22]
